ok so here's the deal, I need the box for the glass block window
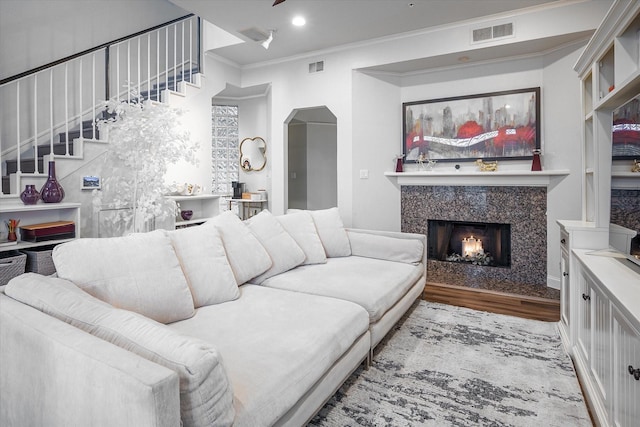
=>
[212,105,239,195]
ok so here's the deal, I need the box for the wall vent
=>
[309,61,324,73]
[239,27,269,42]
[472,22,514,43]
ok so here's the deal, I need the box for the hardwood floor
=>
[423,282,560,322]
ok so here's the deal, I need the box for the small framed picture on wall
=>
[81,176,101,190]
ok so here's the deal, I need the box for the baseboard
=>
[571,350,609,427]
[547,274,561,290]
[423,282,560,322]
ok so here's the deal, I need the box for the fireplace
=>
[428,220,511,267]
[401,185,548,288]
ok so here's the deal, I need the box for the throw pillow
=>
[207,210,272,285]
[289,207,351,258]
[245,210,306,284]
[276,211,327,265]
[5,273,235,427]
[166,224,239,307]
[52,229,195,324]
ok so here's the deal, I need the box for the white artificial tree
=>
[94,96,198,235]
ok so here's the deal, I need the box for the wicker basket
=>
[22,246,56,276]
[0,251,27,286]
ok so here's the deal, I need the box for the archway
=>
[286,106,337,210]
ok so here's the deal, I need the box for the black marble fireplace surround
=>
[402,185,552,297]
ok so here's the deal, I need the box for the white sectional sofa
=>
[0,208,426,427]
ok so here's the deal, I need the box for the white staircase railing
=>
[0,14,200,196]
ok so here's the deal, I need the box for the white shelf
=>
[384,169,569,187]
[175,217,215,227]
[165,194,221,201]
[163,194,221,229]
[0,202,81,252]
[612,171,640,189]
[0,201,81,213]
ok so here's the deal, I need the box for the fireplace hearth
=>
[428,220,511,267]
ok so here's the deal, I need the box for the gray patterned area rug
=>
[309,301,591,427]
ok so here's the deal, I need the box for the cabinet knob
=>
[582,293,591,301]
[563,272,569,277]
[629,365,640,381]
[561,238,566,244]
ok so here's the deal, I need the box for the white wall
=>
[236,96,270,195]
[306,123,337,210]
[288,123,307,209]
[0,0,187,80]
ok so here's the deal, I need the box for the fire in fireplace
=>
[428,220,511,267]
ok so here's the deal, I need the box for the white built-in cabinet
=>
[569,249,640,427]
[0,201,81,252]
[557,2,640,424]
[574,1,640,227]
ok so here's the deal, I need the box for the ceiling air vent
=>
[472,22,514,44]
[309,61,324,73]
[239,27,270,42]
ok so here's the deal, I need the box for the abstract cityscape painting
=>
[403,87,540,162]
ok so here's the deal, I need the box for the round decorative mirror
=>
[240,137,267,172]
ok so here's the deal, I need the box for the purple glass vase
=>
[40,161,65,203]
[20,184,40,205]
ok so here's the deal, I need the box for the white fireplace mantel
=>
[384,169,570,187]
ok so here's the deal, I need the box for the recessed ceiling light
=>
[292,16,306,26]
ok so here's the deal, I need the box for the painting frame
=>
[402,87,541,163]
[81,175,101,190]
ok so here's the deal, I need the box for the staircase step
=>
[59,127,99,143]
[5,158,44,175]
[5,142,74,175]
[1,177,9,195]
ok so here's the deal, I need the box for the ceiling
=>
[171,0,568,68]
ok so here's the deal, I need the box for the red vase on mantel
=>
[531,149,542,172]
[40,161,65,203]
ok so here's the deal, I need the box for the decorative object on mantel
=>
[394,154,404,172]
[20,185,40,205]
[632,159,640,172]
[475,159,498,172]
[40,161,65,203]
[417,153,437,171]
[95,93,198,235]
[531,149,542,171]
[180,210,193,221]
[5,219,19,242]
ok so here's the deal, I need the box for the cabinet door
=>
[560,250,570,330]
[612,307,640,427]
[576,273,591,364]
[589,282,611,407]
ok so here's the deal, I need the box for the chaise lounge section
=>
[0,207,426,426]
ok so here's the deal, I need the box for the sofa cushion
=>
[276,211,327,265]
[245,210,306,284]
[5,273,235,427]
[52,229,195,323]
[347,230,424,264]
[259,256,424,323]
[289,208,351,257]
[166,224,239,307]
[168,284,369,427]
[207,211,272,285]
